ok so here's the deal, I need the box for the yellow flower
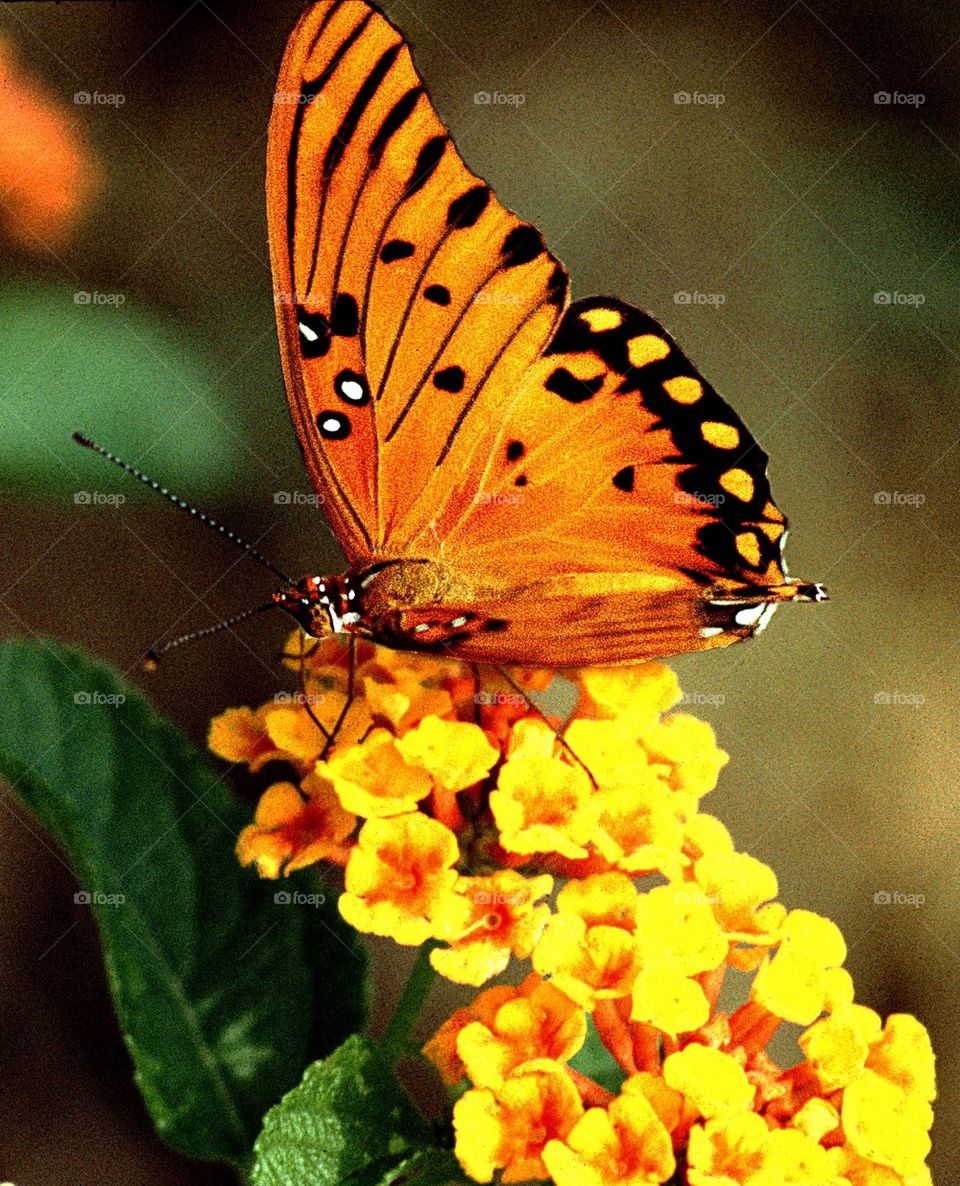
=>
[235,775,355,878]
[326,728,432,818]
[866,1013,936,1103]
[533,874,642,1008]
[397,716,499,790]
[592,775,686,879]
[686,1112,769,1185]
[208,706,286,772]
[422,984,521,1087]
[431,870,553,985]
[571,663,680,727]
[799,1004,883,1092]
[362,660,453,731]
[339,813,459,945]
[663,1044,755,1119]
[842,1069,933,1177]
[491,752,598,859]
[542,1089,676,1186]
[692,850,784,944]
[630,886,727,1034]
[455,973,587,1088]
[641,713,728,803]
[453,1060,584,1183]
[752,909,847,1025]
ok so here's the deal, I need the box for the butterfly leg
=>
[295,630,334,745]
[493,666,598,790]
[320,635,357,760]
[468,663,482,724]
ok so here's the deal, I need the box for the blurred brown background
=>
[0,1,957,1181]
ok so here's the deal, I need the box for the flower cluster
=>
[211,633,935,1185]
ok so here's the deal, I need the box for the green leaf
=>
[252,1035,453,1186]
[0,637,367,1166]
[569,1014,627,1095]
[0,280,248,498]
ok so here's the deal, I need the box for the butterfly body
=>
[266,0,826,668]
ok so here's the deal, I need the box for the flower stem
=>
[380,941,438,1062]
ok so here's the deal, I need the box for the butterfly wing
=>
[267,0,567,563]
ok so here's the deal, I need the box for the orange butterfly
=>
[264,0,825,668]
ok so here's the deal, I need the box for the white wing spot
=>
[339,379,365,403]
[298,321,319,343]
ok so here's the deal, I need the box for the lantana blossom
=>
[211,634,936,1186]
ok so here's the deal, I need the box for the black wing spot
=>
[369,86,422,166]
[296,307,331,358]
[381,239,414,263]
[501,224,544,268]
[447,184,490,229]
[424,284,451,306]
[405,135,447,198]
[316,412,351,440]
[331,293,359,336]
[613,465,636,493]
[515,475,528,487]
[485,618,510,632]
[506,440,525,461]
[545,367,605,403]
[433,365,465,392]
[547,263,567,306]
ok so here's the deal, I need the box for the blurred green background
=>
[0,1,956,1181]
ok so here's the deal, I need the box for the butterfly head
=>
[272,573,363,639]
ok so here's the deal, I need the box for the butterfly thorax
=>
[272,558,475,648]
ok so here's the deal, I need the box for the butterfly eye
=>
[335,370,370,406]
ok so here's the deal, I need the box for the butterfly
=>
[264,0,826,669]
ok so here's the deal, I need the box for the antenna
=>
[143,602,277,670]
[73,432,294,585]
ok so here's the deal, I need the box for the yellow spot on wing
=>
[762,500,784,523]
[719,467,754,502]
[663,375,703,404]
[736,532,762,566]
[759,521,784,541]
[627,334,670,368]
[701,421,740,449]
[580,307,622,332]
